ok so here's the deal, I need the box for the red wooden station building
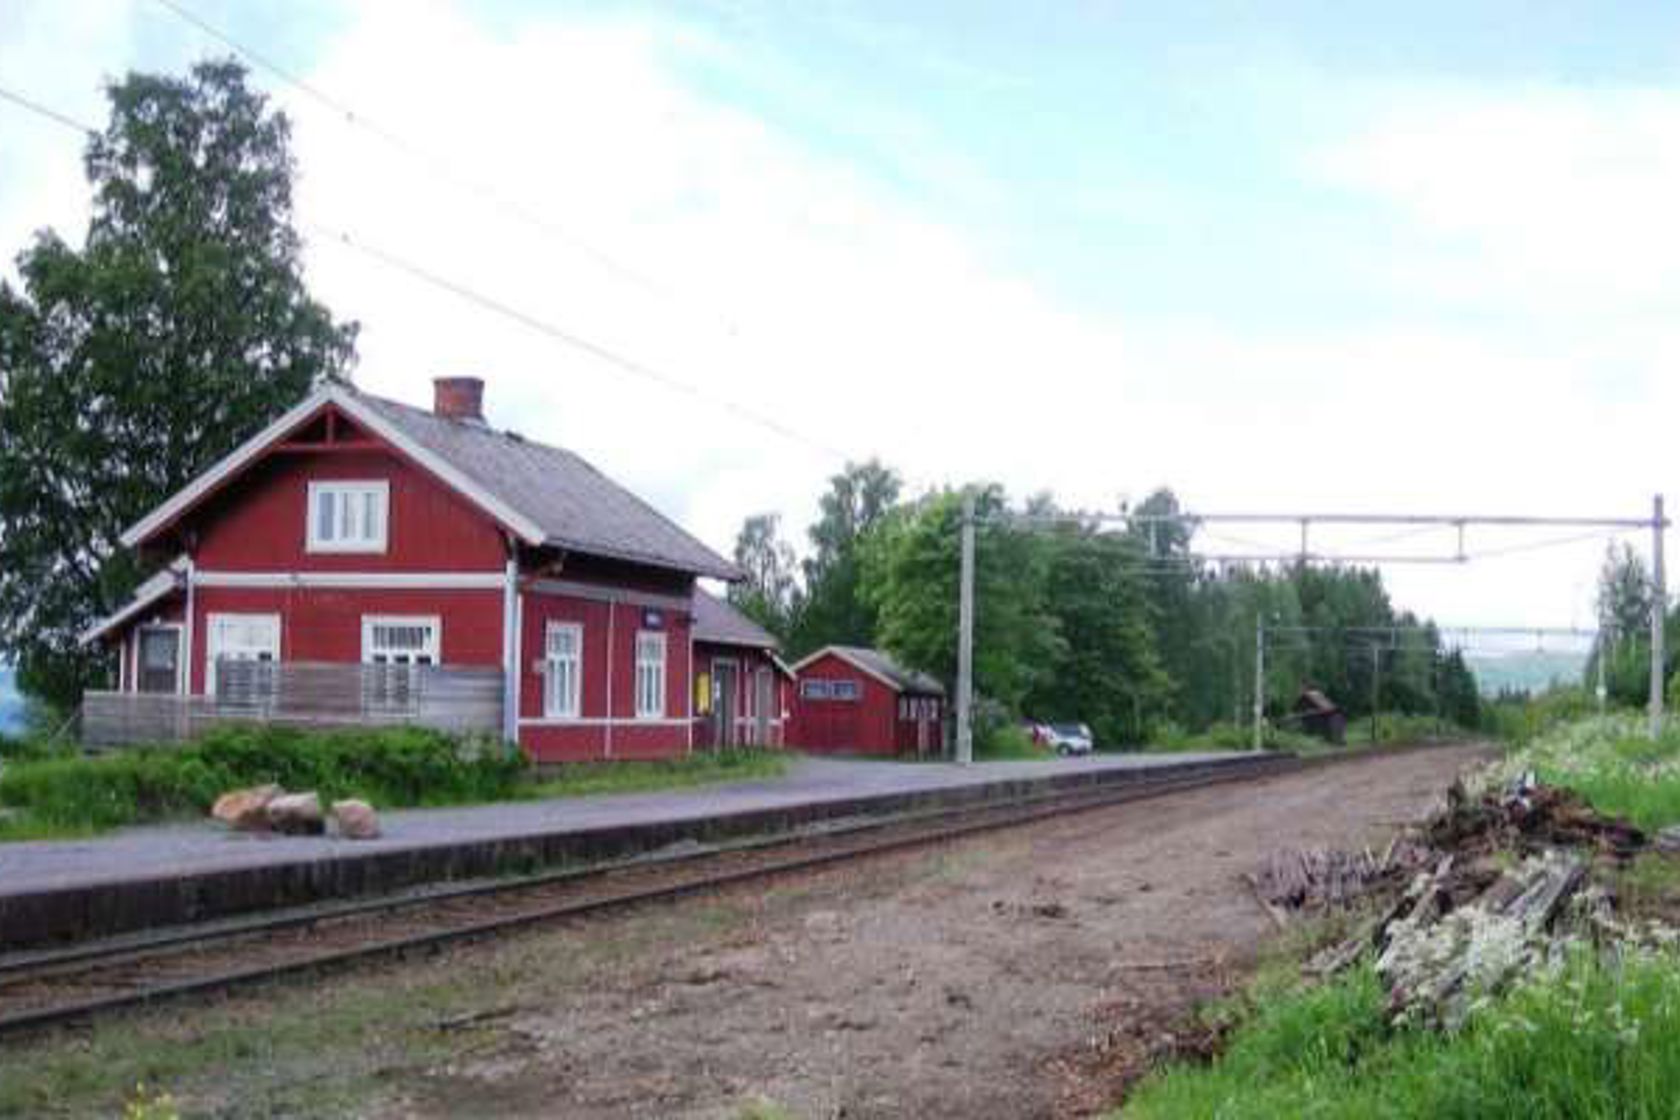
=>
[81,376,763,762]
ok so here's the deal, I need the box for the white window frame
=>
[360,615,441,666]
[544,621,583,718]
[634,629,667,719]
[205,612,281,696]
[307,480,390,554]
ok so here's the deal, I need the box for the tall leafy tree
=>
[0,60,357,705]
[1026,519,1173,744]
[790,459,900,654]
[861,485,1060,711]
[728,512,801,639]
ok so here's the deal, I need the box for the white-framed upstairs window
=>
[307,480,389,553]
[544,621,583,718]
[361,616,440,666]
[634,630,666,718]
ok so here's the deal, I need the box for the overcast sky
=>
[3,0,1678,646]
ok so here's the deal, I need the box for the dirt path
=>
[383,745,1486,1119]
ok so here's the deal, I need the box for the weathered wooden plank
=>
[82,661,504,747]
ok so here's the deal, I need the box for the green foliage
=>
[523,748,785,799]
[0,60,356,706]
[1025,512,1173,746]
[0,724,522,832]
[1124,951,1680,1119]
[789,459,901,655]
[973,722,1047,760]
[729,513,801,641]
[863,485,1061,711]
[1493,714,1680,830]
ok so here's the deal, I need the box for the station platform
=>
[0,750,1280,950]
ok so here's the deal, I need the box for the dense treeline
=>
[731,463,1483,747]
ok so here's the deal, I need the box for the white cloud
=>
[2,5,1674,634]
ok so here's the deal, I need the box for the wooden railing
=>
[83,661,504,747]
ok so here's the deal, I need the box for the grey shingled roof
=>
[691,588,780,649]
[829,645,945,695]
[354,390,739,580]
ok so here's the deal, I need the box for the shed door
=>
[753,668,773,746]
[713,660,738,748]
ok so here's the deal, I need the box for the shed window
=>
[801,678,858,702]
[635,630,666,718]
[308,481,388,553]
[544,622,582,718]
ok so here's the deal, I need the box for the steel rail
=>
[0,746,1460,1038]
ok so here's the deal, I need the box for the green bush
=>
[0,724,525,831]
[1125,951,1680,1119]
[976,722,1048,760]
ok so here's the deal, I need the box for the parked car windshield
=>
[1051,724,1086,737]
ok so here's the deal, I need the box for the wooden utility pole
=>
[956,490,975,765]
[1651,494,1666,740]
[1252,614,1265,751]
[1369,643,1381,745]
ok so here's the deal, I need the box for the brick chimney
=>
[433,377,485,423]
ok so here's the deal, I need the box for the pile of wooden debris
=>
[1249,773,1675,1029]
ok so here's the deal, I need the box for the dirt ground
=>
[0,746,1489,1120]
[377,746,1487,1120]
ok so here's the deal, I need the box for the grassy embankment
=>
[1120,712,1680,1119]
[0,725,785,842]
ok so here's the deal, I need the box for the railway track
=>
[0,749,1398,1038]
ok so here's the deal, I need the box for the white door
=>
[206,613,281,696]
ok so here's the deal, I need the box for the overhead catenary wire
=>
[147,0,740,333]
[0,82,880,474]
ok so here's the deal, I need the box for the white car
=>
[1044,722,1094,756]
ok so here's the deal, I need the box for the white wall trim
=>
[502,554,519,742]
[195,570,505,590]
[518,717,691,728]
[527,578,690,613]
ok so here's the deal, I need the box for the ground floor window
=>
[544,621,582,717]
[361,616,440,666]
[635,630,666,718]
[361,615,441,709]
[206,613,280,700]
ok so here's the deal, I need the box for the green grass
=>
[522,747,786,798]
[1122,950,1680,1119]
[974,722,1051,760]
[1492,714,1680,830]
[0,725,788,841]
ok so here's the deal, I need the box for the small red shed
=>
[789,645,945,756]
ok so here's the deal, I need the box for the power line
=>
[0,85,97,134]
[0,80,865,470]
[309,222,853,462]
[148,0,740,334]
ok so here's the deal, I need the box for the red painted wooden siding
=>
[517,585,693,763]
[789,652,898,754]
[192,444,506,573]
[189,586,503,695]
[692,642,789,749]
